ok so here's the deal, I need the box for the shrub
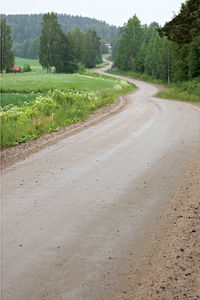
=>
[23,64,32,72]
[77,62,85,74]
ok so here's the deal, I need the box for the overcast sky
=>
[1,0,184,26]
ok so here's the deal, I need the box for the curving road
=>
[2,60,200,299]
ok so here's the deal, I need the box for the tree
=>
[71,28,85,63]
[83,29,102,68]
[188,36,200,79]
[158,0,200,81]
[115,15,143,71]
[39,13,63,72]
[0,19,14,72]
[22,37,39,59]
[54,31,78,73]
[158,0,200,44]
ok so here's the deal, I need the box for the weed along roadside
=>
[0,59,135,148]
[107,68,200,104]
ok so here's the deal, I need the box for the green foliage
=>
[157,78,200,103]
[61,32,78,73]
[13,37,39,59]
[1,13,118,59]
[23,63,32,72]
[0,19,14,72]
[188,36,200,79]
[71,29,85,63]
[39,13,63,72]
[83,29,102,68]
[39,12,78,73]
[158,0,200,44]
[1,93,38,107]
[115,15,143,71]
[108,69,200,103]
[1,13,118,44]
[77,62,85,73]
[38,13,102,73]
[113,6,200,83]
[105,56,113,62]
[69,28,102,69]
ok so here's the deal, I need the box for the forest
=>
[0,13,119,58]
[112,0,200,83]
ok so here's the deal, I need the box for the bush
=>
[23,64,32,72]
[77,62,85,74]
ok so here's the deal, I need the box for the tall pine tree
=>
[115,15,143,71]
[83,29,102,68]
[0,19,14,72]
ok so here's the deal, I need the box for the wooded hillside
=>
[113,0,200,83]
[0,14,119,58]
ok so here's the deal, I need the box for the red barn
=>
[10,66,22,73]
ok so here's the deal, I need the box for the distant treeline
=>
[0,14,119,58]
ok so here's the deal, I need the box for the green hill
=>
[0,14,119,58]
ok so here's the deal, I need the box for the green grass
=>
[14,57,43,72]
[1,58,117,94]
[105,56,113,62]
[0,72,119,93]
[90,61,108,69]
[108,69,200,103]
[157,79,200,103]
[0,93,38,107]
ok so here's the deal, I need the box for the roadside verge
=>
[0,94,130,169]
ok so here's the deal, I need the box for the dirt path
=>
[1,59,200,300]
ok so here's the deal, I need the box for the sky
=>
[1,0,184,26]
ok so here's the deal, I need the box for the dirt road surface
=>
[1,60,200,299]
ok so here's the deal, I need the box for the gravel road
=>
[1,60,200,299]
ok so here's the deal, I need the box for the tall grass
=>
[1,81,135,147]
[1,94,38,107]
[108,69,200,103]
[157,78,200,103]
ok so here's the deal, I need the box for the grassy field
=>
[1,72,120,93]
[15,57,43,72]
[0,57,121,94]
[0,58,136,147]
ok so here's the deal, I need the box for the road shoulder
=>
[124,147,200,299]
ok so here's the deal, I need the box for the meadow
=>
[0,58,135,147]
[15,57,43,72]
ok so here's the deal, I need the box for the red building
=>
[10,66,21,73]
